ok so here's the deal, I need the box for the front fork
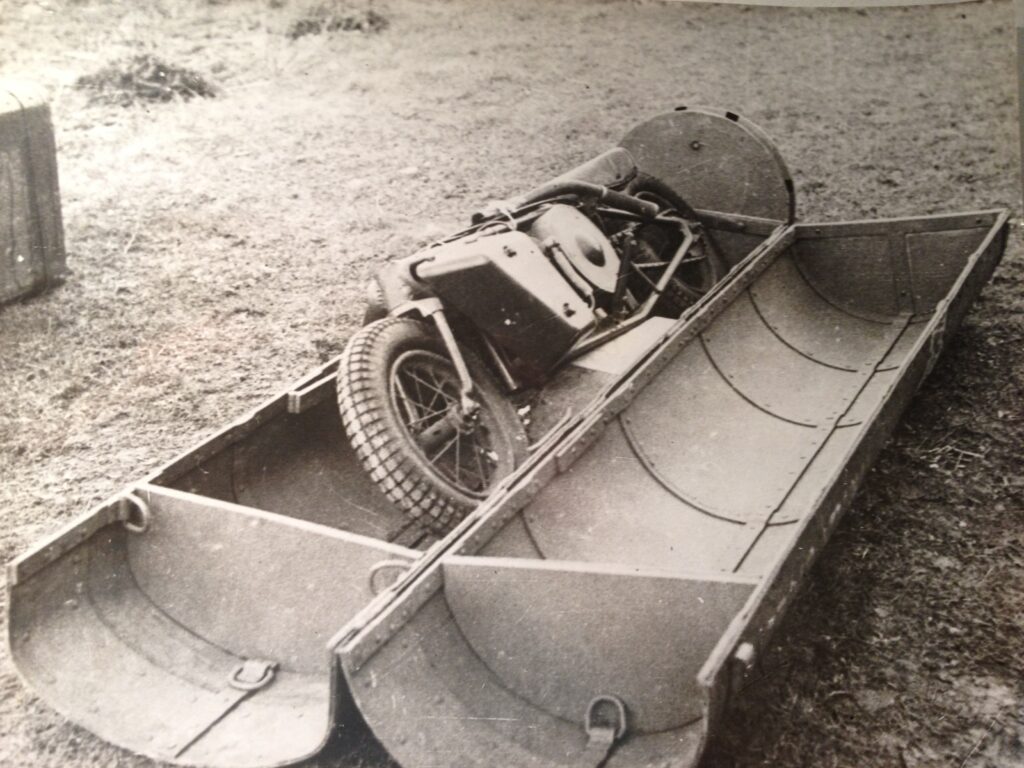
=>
[396,298,479,418]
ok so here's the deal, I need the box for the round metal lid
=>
[621,106,795,224]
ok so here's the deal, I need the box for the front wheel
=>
[337,317,528,533]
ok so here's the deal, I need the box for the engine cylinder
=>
[528,205,620,294]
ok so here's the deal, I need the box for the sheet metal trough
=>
[5,108,1009,768]
[335,207,1008,768]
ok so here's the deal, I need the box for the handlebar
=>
[473,180,662,223]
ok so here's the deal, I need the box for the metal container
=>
[336,207,1008,768]
[6,108,1009,768]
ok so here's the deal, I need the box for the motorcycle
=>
[336,147,726,532]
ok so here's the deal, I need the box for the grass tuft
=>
[75,54,218,107]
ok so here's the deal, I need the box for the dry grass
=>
[75,53,219,105]
[286,1,388,39]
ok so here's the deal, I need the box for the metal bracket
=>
[228,658,277,692]
[120,492,151,534]
[368,559,411,596]
[582,695,627,768]
[729,642,756,702]
[286,373,335,414]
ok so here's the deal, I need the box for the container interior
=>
[338,211,1005,768]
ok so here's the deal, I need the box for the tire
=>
[626,172,727,314]
[337,317,528,533]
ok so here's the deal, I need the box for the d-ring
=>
[229,659,277,692]
[121,492,151,534]
[585,695,627,741]
[368,559,411,595]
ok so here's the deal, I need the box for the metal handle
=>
[228,659,277,692]
[515,180,661,219]
[368,560,411,595]
[582,695,627,768]
[120,492,151,534]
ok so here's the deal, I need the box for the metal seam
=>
[746,288,859,373]
[618,417,748,525]
[698,334,821,428]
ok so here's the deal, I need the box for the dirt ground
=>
[0,0,1022,766]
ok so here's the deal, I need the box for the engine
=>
[383,203,638,382]
[526,205,621,296]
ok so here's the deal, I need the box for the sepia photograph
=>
[0,0,1021,766]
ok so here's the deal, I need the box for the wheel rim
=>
[389,350,505,498]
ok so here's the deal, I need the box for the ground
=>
[0,0,1022,766]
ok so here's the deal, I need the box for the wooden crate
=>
[0,88,66,306]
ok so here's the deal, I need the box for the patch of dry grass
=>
[286,0,388,39]
[75,53,218,105]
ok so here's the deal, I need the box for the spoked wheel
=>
[337,317,527,533]
[627,172,727,314]
[391,350,509,495]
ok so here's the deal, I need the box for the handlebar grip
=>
[596,187,661,218]
[507,180,663,219]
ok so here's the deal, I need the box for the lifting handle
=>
[582,695,627,768]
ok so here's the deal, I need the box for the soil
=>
[0,0,1021,766]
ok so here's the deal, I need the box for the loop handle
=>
[229,659,277,692]
[582,695,627,768]
[120,492,151,534]
[368,559,411,595]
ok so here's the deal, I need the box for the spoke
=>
[679,254,708,265]
[405,368,451,401]
[473,441,488,485]
[405,370,452,403]
[630,265,659,290]
[428,433,459,464]
[458,435,486,485]
[405,402,449,428]
[408,371,428,421]
[403,368,446,425]
[439,379,461,407]
[454,433,461,485]
[423,367,448,412]
[393,376,418,425]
